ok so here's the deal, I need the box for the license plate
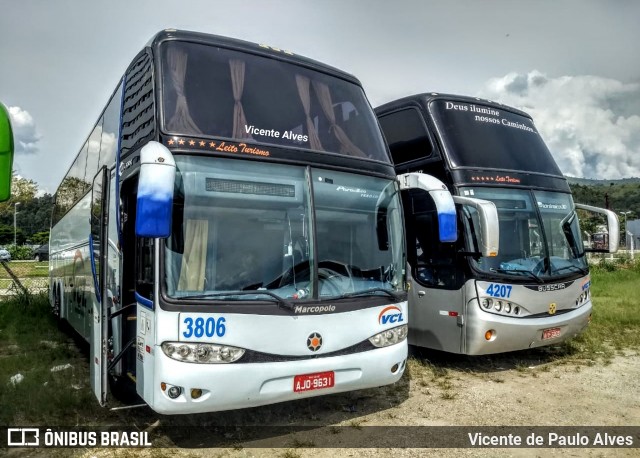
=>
[542,327,561,340]
[293,371,335,393]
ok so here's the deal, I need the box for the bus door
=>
[89,167,109,405]
[395,173,462,352]
[407,209,465,352]
[404,190,498,353]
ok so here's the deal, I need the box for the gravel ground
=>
[70,349,639,458]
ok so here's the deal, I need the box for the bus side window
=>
[378,108,434,165]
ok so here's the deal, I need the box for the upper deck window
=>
[160,41,389,162]
[429,99,562,175]
[378,108,434,165]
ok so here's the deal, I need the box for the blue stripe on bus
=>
[135,291,154,309]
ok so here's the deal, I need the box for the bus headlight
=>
[162,342,245,363]
[479,297,528,317]
[576,287,590,307]
[369,325,408,348]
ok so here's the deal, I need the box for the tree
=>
[11,173,38,200]
[0,224,26,245]
[30,231,50,245]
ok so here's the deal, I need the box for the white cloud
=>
[8,106,41,154]
[479,71,640,179]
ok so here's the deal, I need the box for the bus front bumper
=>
[464,301,592,355]
[147,342,407,414]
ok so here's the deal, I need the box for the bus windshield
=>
[463,187,587,280]
[429,99,563,175]
[160,41,389,162]
[164,156,404,302]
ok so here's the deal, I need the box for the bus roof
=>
[147,29,362,87]
[376,92,532,119]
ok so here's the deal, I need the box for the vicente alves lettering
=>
[245,125,309,143]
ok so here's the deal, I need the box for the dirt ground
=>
[68,347,640,458]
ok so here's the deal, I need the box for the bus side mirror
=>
[0,103,14,202]
[135,141,176,238]
[453,195,499,257]
[576,203,620,253]
[397,173,457,243]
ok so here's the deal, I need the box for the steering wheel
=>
[318,261,354,296]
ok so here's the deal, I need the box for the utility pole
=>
[13,202,20,246]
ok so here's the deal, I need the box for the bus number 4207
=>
[182,316,226,338]
[486,284,512,298]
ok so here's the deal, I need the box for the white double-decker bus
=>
[48,31,460,413]
[376,93,619,355]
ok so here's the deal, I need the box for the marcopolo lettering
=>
[294,305,336,314]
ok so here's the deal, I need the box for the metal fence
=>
[0,260,49,298]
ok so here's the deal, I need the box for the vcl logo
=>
[378,306,404,325]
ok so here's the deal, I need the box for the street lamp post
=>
[13,202,20,246]
[620,211,632,249]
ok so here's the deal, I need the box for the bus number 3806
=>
[182,317,226,338]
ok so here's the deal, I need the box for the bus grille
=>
[206,178,295,197]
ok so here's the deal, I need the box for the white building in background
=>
[627,219,640,250]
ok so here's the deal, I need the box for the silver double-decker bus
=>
[376,93,618,355]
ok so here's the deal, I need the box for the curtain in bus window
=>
[295,74,323,151]
[166,47,202,134]
[312,80,366,158]
[177,219,208,291]
[229,59,252,139]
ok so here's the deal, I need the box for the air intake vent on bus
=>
[205,178,295,198]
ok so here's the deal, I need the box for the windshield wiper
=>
[491,268,543,284]
[552,265,588,276]
[324,288,403,301]
[181,291,294,310]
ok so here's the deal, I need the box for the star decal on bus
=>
[307,332,323,352]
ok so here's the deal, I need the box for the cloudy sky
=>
[1,0,639,193]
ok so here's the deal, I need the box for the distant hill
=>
[568,176,640,219]
[566,176,640,186]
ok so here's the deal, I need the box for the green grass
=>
[0,260,49,278]
[0,293,103,425]
[569,262,640,355]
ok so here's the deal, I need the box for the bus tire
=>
[53,286,61,319]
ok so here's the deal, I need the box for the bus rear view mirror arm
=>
[397,173,457,243]
[452,195,499,258]
[575,203,620,253]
